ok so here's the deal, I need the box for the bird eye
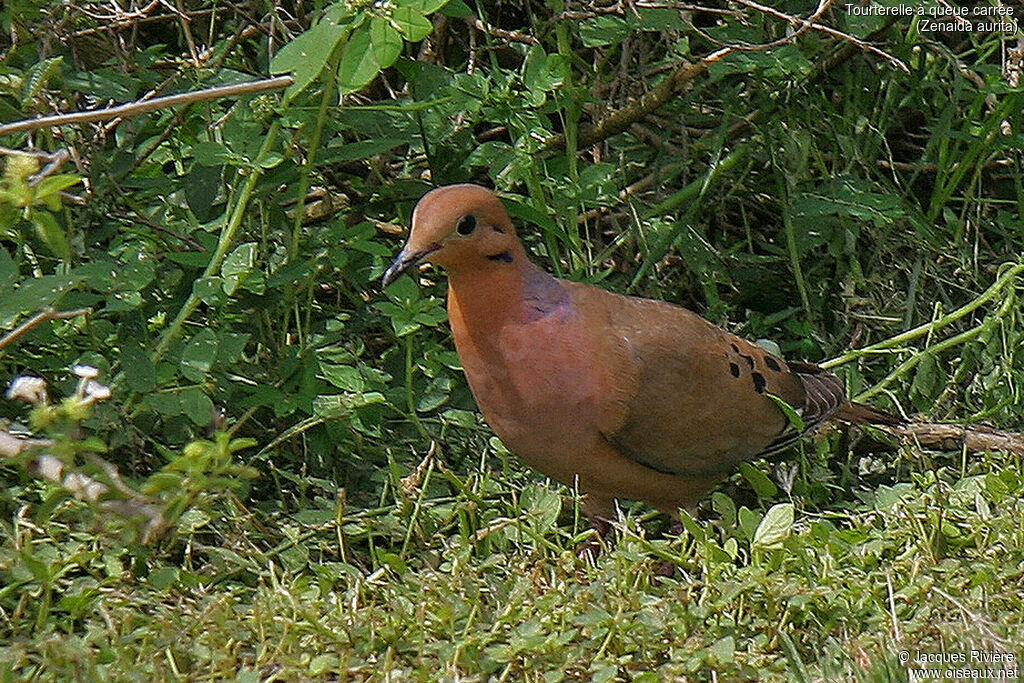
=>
[456,214,477,236]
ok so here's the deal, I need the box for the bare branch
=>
[894,422,1024,457]
[0,76,294,137]
[733,0,909,72]
[545,47,734,152]
[0,308,92,352]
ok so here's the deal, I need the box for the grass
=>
[2,436,1022,681]
[2,1,1023,680]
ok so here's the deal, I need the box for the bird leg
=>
[577,497,617,562]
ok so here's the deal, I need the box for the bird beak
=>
[382,243,441,288]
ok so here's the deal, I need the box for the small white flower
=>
[72,365,101,379]
[34,454,64,482]
[84,380,112,402]
[5,376,49,404]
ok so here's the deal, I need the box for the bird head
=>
[382,184,519,287]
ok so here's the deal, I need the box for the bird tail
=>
[835,401,903,426]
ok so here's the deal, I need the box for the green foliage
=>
[0,0,1022,678]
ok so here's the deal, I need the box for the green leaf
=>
[370,16,402,70]
[391,7,432,42]
[320,363,364,392]
[146,392,182,417]
[121,345,156,393]
[271,18,351,102]
[766,393,805,431]
[910,352,944,412]
[636,7,687,30]
[31,211,71,261]
[338,25,382,93]
[406,0,453,13]
[192,142,229,166]
[193,276,226,306]
[752,503,794,550]
[441,0,472,17]
[739,462,778,499]
[185,164,223,223]
[522,485,562,531]
[22,56,63,104]
[738,506,760,542]
[221,242,258,296]
[180,387,214,426]
[416,375,451,412]
[580,16,628,47]
[33,174,81,200]
[148,566,179,591]
[324,137,406,163]
[708,636,735,665]
[180,328,219,382]
[0,247,16,293]
[309,654,339,676]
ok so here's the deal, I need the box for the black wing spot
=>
[487,251,514,262]
[731,344,740,353]
[492,225,505,234]
[764,356,782,372]
[729,362,740,377]
[752,372,766,393]
[740,354,755,369]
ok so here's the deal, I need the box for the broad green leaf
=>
[391,7,432,42]
[370,16,402,70]
[192,142,230,166]
[320,362,364,392]
[738,506,760,542]
[441,0,472,17]
[580,16,628,47]
[337,25,381,93]
[31,211,71,261]
[708,636,735,665]
[406,0,452,13]
[185,164,223,222]
[416,375,451,412]
[323,137,405,163]
[309,654,339,676]
[221,242,257,295]
[271,18,351,102]
[193,276,226,306]
[910,352,942,411]
[0,248,15,293]
[121,344,156,393]
[148,566,179,591]
[636,7,687,30]
[522,485,562,531]
[146,392,182,417]
[766,393,805,431]
[180,387,214,426]
[739,462,778,499]
[180,328,219,382]
[33,174,81,200]
[752,503,794,550]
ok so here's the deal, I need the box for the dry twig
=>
[0,307,92,353]
[0,76,294,137]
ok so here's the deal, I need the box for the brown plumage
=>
[383,184,900,523]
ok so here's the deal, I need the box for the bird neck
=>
[446,243,558,331]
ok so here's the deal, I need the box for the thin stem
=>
[152,121,282,365]
[823,261,1024,369]
[404,336,431,441]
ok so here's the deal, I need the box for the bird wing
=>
[574,286,846,478]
